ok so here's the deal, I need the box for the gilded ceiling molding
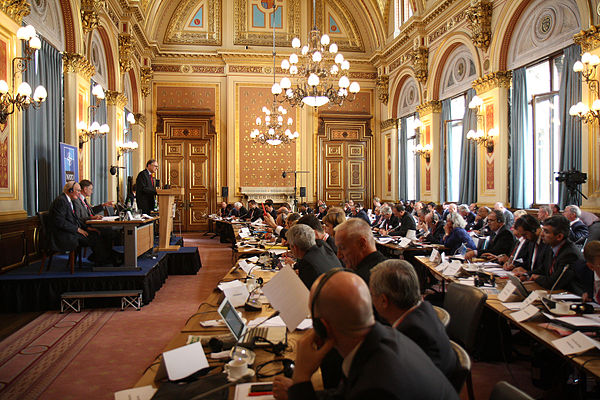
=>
[574,25,600,53]
[0,0,30,25]
[316,0,364,52]
[422,0,458,25]
[119,33,134,74]
[63,52,96,80]
[411,46,428,84]
[380,118,397,131]
[376,74,389,105]
[105,90,128,108]
[81,0,105,34]
[140,66,153,97]
[416,100,441,116]
[465,0,492,52]
[134,113,146,126]
[165,0,222,45]
[233,0,300,47]
[472,71,512,94]
[152,64,225,74]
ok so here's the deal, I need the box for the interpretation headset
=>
[67,181,75,193]
[311,267,344,339]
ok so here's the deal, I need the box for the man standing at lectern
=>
[136,159,158,214]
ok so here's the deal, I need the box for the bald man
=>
[284,270,458,400]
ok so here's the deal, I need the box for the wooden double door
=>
[317,115,373,206]
[157,114,216,232]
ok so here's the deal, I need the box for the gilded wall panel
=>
[320,91,371,114]
[165,0,222,45]
[156,86,216,113]
[234,0,301,46]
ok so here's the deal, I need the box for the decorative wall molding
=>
[376,74,389,105]
[0,0,30,25]
[105,90,128,107]
[574,25,600,53]
[233,0,300,47]
[412,46,428,83]
[81,0,104,34]
[427,11,467,44]
[140,66,153,97]
[380,118,397,130]
[472,71,512,94]
[416,100,441,116]
[119,33,134,74]
[465,0,493,51]
[240,187,295,203]
[63,52,96,80]
[134,113,146,126]
[165,0,222,45]
[152,64,225,74]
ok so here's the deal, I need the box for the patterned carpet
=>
[0,310,114,400]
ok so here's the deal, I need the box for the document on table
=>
[429,248,440,263]
[377,237,395,244]
[444,261,462,277]
[160,341,209,381]
[498,281,517,302]
[217,280,250,307]
[435,261,450,273]
[268,249,288,255]
[102,216,120,221]
[501,302,524,310]
[261,265,310,331]
[398,237,412,248]
[114,385,157,400]
[510,304,540,322]
[552,331,600,355]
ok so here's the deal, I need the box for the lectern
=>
[156,188,184,251]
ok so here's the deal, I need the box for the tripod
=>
[564,184,588,207]
[282,170,309,211]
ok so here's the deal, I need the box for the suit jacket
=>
[485,225,516,256]
[135,169,157,213]
[73,196,104,224]
[230,206,247,218]
[532,239,584,292]
[378,215,399,231]
[325,234,337,254]
[391,212,416,237]
[589,221,600,242]
[48,194,85,251]
[295,240,343,289]
[569,220,589,244]
[423,221,446,244]
[315,209,328,220]
[397,301,458,379]
[288,323,459,400]
[443,227,476,255]
[243,207,264,222]
[268,209,278,220]
[470,218,485,232]
[353,251,387,284]
[352,209,371,225]
[573,258,594,299]
[503,210,515,229]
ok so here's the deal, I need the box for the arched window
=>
[397,77,420,201]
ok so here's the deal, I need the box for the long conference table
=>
[413,256,600,380]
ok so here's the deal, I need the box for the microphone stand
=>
[282,170,309,211]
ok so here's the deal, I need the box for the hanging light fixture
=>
[78,84,109,146]
[0,25,47,125]
[250,3,299,146]
[274,0,360,108]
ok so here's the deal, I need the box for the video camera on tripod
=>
[555,170,588,204]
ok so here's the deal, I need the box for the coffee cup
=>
[224,358,248,380]
[555,302,570,314]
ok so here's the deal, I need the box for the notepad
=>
[261,265,310,331]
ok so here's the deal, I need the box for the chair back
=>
[36,211,53,252]
[489,381,534,400]
[433,305,450,328]
[105,205,116,216]
[448,340,470,393]
[443,283,487,352]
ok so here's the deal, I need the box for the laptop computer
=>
[507,274,530,298]
[217,297,287,347]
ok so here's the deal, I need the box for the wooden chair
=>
[37,211,77,274]
[448,340,471,396]
[489,381,534,400]
[433,305,450,328]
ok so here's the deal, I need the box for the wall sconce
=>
[468,95,484,130]
[0,25,47,125]
[116,140,138,159]
[467,128,498,154]
[78,84,109,147]
[572,52,600,124]
[414,143,432,163]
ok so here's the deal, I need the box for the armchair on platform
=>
[37,211,80,274]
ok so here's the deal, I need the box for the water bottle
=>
[457,243,468,256]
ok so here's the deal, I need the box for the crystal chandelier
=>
[273,0,360,108]
[78,84,109,146]
[250,4,299,146]
[0,25,47,125]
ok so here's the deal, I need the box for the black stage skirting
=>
[0,238,202,313]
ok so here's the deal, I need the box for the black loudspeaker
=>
[222,186,229,198]
[299,187,306,197]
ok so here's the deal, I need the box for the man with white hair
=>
[286,224,342,289]
[494,202,514,229]
[230,201,247,218]
[458,204,476,229]
[537,205,552,222]
[335,219,387,284]
[564,205,589,244]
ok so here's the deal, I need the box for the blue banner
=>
[59,142,79,184]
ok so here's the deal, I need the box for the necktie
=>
[150,173,155,187]
[84,199,93,214]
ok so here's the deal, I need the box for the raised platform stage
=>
[0,237,202,312]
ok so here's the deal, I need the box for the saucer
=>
[549,308,576,316]
[227,368,255,382]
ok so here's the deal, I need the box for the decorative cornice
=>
[411,47,429,84]
[472,71,512,94]
[416,100,442,116]
[380,118,398,130]
[574,25,600,53]
[152,64,225,74]
[0,0,30,25]
[63,52,96,80]
[376,74,389,105]
[465,0,493,51]
[105,90,128,108]
[119,33,134,74]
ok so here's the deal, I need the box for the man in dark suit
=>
[135,159,158,214]
[230,201,247,218]
[286,224,342,289]
[335,219,387,284]
[297,214,337,253]
[314,204,328,220]
[73,179,113,224]
[370,259,458,379]
[466,210,516,260]
[48,181,116,265]
[242,200,264,221]
[282,270,458,400]
[350,203,370,225]
[421,211,445,244]
[564,205,589,245]
[390,204,416,237]
[373,205,399,233]
[530,216,584,292]
[264,199,278,220]
[458,204,476,230]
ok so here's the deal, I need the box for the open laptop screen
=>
[218,298,246,341]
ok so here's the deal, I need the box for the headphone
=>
[311,267,344,339]
[67,182,75,193]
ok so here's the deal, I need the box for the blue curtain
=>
[89,80,108,205]
[398,117,408,200]
[415,112,420,200]
[509,67,531,209]
[439,98,452,203]
[458,89,478,204]
[558,44,582,207]
[23,39,63,214]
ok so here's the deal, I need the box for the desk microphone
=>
[547,264,570,301]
